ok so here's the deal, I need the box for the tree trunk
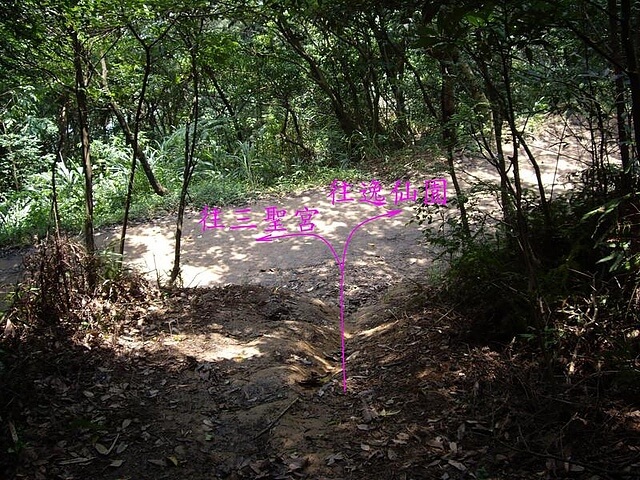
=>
[275,16,358,137]
[608,0,632,193]
[51,98,67,237]
[110,39,152,257]
[279,97,313,159]
[440,59,470,239]
[370,15,409,142]
[99,76,167,196]
[171,33,201,285]
[72,30,96,290]
[620,0,640,189]
[203,64,244,143]
[492,109,516,225]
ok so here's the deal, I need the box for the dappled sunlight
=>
[97,185,432,290]
[179,264,228,286]
[417,366,437,380]
[203,245,223,254]
[161,331,264,361]
[1,0,637,476]
[313,219,348,236]
[406,256,429,266]
[355,320,399,338]
[202,343,262,361]
[229,251,248,261]
[451,122,622,220]
[292,339,338,371]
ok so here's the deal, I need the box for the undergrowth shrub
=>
[433,177,639,388]
[5,235,155,343]
[552,277,640,380]
[444,239,532,343]
[544,190,640,387]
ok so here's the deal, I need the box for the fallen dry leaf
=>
[326,453,344,465]
[8,421,18,444]
[379,409,400,417]
[94,443,109,455]
[58,457,94,466]
[287,457,308,472]
[425,437,445,449]
[448,459,466,471]
[565,462,585,473]
[457,423,466,440]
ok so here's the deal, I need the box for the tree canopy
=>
[0,0,638,322]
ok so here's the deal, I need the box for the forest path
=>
[4,125,630,480]
[0,120,591,311]
[98,182,441,311]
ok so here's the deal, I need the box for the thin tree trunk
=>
[72,30,96,289]
[280,97,313,159]
[473,54,518,225]
[370,15,409,142]
[105,39,153,257]
[498,43,550,226]
[405,58,439,120]
[620,0,640,189]
[171,31,201,285]
[203,64,244,142]
[99,68,167,197]
[275,16,358,137]
[51,99,66,237]
[440,59,470,239]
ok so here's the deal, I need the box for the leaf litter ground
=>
[2,279,639,479]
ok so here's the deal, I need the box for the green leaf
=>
[464,14,486,27]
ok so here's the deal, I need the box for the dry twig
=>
[253,397,300,440]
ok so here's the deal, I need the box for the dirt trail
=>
[0,121,592,314]
[102,185,441,309]
[5,124,636,480]
[97,119,589,300]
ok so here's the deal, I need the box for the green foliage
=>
[0,87,56,196]
[0,0,638,357]
[189,171,249,209]
[0,175,52,244]
[428,171,640,369]
[443,237,533,342]
[413,182,494,262]
[582,193,640,274]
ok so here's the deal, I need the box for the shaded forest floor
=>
[1,279,639,480]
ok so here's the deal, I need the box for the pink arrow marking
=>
[256,232,341,265]
[256,208,403,391]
